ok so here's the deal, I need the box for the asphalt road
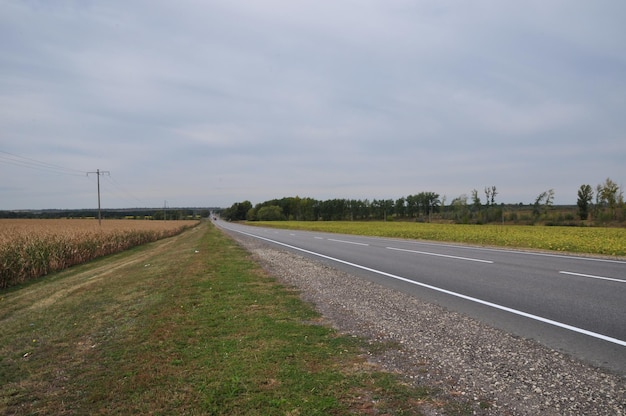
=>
[216,220,626,376]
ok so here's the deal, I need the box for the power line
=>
[0,150,87,176]
[105,174,147,206]
[1,150,150,210]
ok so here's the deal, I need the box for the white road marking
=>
[314,237,324,240]
[387,246,493,264]
[559,271,625,283]
[375,238,626,265]
[327,238,369,246]
[226,226,626,348]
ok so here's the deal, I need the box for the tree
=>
[532,189,554,219]
[382,199,394,221]
[598,177,620,220]
[406,194,419,218]
[484,185,497,206]
[256,205,284,221]
[533,191,547,219]
[450,194,469,223]
[617,189,626,220]
[394,197,406,218]
[471,189,481,211]
[371,199,385,220]
[577,184,593,220]
[299,197,317,221]
[545,189,555,208]
[371,199,394,221]
[421,192,440,217]
[223,200,252,221]
[451,194,468,207]
[246,207,257,221]
[594,183,604,218]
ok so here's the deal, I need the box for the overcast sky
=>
[1,1,625,210]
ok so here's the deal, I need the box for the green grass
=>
[0,221,454,415]
[250,221,626,256]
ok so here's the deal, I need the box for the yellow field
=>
[252,221,626,257]
[0,219,199,289]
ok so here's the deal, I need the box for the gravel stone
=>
[228,232,626,415]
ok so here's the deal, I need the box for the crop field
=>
[0,222,437,415]
[0,219,199,289]
[251,221,626,257]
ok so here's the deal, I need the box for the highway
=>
[216,220,626,375]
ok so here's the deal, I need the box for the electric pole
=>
[87,169,110,226]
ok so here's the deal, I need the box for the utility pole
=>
[87,169,110,226]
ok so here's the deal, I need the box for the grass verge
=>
[1,221,442,415]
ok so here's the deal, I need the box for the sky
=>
[1,0,625,210]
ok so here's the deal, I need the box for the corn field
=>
[0,219,199,289]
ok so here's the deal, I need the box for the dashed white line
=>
[224,226,626,348]
[559,271,625,283]
[327,238,369,246]
[387,246,493,264]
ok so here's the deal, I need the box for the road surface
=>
[216,220,626,375]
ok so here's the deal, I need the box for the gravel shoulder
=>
[227,231,625,416]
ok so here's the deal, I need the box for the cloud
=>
[1,1,624,209]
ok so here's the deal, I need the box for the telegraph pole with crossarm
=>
[87,169,110,226]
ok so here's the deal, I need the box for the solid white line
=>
[327,238,369,246]
[559,271,625,283]
[226,226,626,347]
[387,246,493,263]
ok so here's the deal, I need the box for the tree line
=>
[221,178,625,225]
[222,192,440,223]
[577,178,624,221]
[0,208,212,220]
